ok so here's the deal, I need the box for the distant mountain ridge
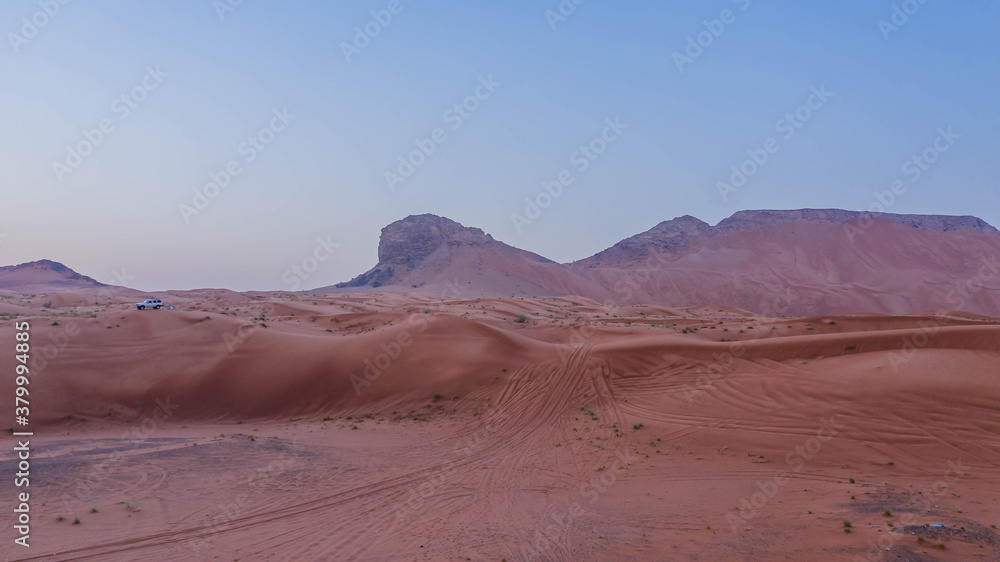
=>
[316,209,1000,316]
[0,259,106,292]
[6,210,1000,316]
[715,208,995,234]
[579,209,998,266]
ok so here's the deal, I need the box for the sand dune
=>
[2,291,998,560]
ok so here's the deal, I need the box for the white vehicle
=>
[136,299,163,310]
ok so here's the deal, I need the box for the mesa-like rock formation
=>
[318,209,1000,316]
[333,214,574,296]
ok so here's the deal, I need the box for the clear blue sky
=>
[1,0,998,291]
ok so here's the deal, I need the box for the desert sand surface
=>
[2,288,1000,561]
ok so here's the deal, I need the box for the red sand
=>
[1,290,999,561]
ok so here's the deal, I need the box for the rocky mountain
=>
[319,209,1000,316]
[0,260,106,292]
[580,215,714,266]
[331,215,600,298]
[8,210,999,316]
[714,208,996,234]
[577,209,998,267]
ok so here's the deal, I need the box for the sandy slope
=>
[1,290,999,561]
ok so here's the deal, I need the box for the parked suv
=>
[136,299,163,310]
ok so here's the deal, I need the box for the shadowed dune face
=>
[1,291,998,560]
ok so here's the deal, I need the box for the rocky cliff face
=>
[336,214,552,289]
[376,214,496,269]
[714,209,998,235]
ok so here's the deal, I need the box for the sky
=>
[1,0,998,291]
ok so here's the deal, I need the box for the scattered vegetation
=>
[513,314,527,323]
